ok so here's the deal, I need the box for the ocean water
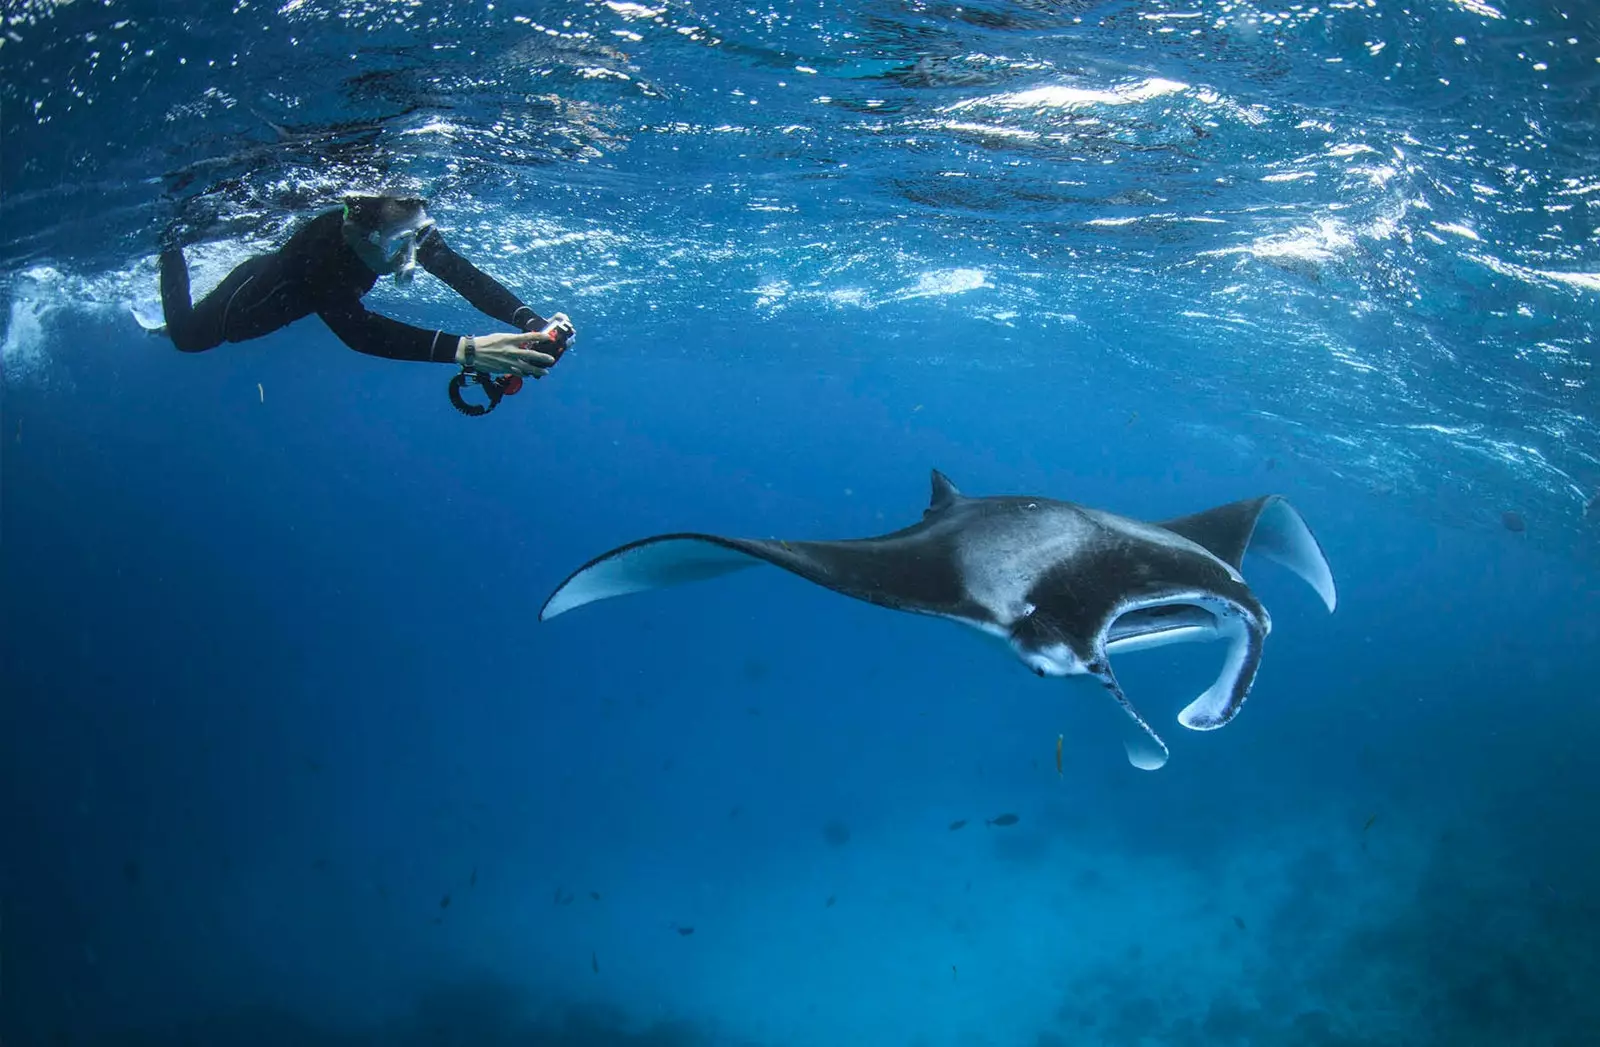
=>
[3,1,1599,1045]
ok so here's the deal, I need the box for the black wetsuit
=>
[159,210,547,361]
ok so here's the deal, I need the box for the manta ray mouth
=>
[1087,593,1269,770]
[1104,602,1223,655]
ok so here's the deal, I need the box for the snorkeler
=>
[157,194,574,379]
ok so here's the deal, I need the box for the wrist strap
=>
[463,335,477,370]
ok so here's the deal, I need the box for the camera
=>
[531,314,576,362]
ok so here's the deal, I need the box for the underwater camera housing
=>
[528,314,576,363]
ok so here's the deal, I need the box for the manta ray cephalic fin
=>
[1093,663,1170,770]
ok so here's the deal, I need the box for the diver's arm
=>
[415,228,547,331]
[320,302,556,375]
[317,301,462,363]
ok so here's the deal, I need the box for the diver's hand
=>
[522,312,576,361]
[456,332,555,377]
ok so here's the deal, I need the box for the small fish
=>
[986,814,1019,827]
[257,382,264,404]
[470,866,478,888]
[825,895,836,908]
[951,964,958,980]
[312,857,329,872]
[674,925,695,936]
[1233,915,1246,931]
[440,894,451,909]
[1502,510,1526,533]
[1362,813,1377,833]
[1054,734,1063,778]
[1265,457,1279,472]
[591,951,599,974]
[590,891,601,901]
[948,819,968,831]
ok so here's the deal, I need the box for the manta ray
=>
[540,471,1337,769]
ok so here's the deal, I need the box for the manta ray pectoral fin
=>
[1176,605,1267,731]
[543,526,969,624]
[1247,498,1337,613]
[1161,496,1337,613]
[1092,662,1171,771]
[540,534,784,620]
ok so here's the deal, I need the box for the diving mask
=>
[347,203,435,285]
[374,212,435,286]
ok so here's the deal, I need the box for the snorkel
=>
[342,196,435,286]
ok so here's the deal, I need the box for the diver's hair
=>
[342,194,429,231]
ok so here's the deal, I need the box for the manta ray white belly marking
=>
[539,469,1337,770]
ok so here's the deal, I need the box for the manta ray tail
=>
[1161,495,1337,612]
[539,534,815,621]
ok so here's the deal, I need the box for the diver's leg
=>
[159,248,213,352]
[160,252,276,353]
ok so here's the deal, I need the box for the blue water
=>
[4,1,1599,1044]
